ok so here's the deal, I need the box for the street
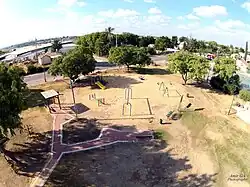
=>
[24,61,117,86]
[24,55,168,86]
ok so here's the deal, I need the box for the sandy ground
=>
[45,67,250,187]
[2,66,250,187]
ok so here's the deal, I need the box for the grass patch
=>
[24,80,69,109]
[182,112,250,186]
[181,112,210,141]
[29,79,69,92]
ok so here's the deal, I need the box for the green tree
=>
[213,57,240,94]
[139,36,155,47]
[179,36,188,43]
[214,57,237,81]
[105,27,115,47]
[108,46,152,71]
[190,56,210,83]
[168,51,195,85]
[240,47,245,53]
[171,36,178,48]
[49,46,96,103]
[0,64,27,165]
[51,39,62,52]
[155,37,167,51]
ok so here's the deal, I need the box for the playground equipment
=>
[158,82,169,96]
[89,93,105,107]
[177,95,184,112]
[95,81,106,90]
[91,76,107,90]
[157,82,181,97]
[122,87,132,116]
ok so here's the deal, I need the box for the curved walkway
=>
[30,105,154,187]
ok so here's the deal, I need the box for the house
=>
[38,54,52,65]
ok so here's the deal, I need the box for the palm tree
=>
[51,39,63,52]
[105,27,115,47]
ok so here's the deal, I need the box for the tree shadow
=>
[45,136,217,187]
[188,82,226,95]
[2,131,52,177]
[63,118,138,144]
[131,67,172,75]
[101,75,142,89]
[23,89,45,109]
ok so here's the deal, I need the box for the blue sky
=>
[1,0,250,48]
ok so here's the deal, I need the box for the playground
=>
[2,67,250,187]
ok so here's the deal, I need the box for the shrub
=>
[146,47,156,55]
[26,64,47,75]
[239,90,250,102]
[210,75,240,95]
[27,64,37,74]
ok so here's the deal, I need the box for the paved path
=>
[30,105,154,187]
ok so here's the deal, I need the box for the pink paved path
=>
[30,105,154,187]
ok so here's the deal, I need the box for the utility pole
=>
[244,41,248,61]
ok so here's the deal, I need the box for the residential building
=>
[38,54,52,65]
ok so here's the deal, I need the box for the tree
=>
[155,36,168,51]
[139,36,155,47]
[108,46,152,71]
[179,36,188,43]
[190,56,210,83]
[240,47,245,53]
[105,27,115,47]
[213,57,240,94]
[49,46,96,103]
[168,51,196,85]
[0,64,27,165]
[171,36,178,48]
[214,57,237,81]
[51,39,62,52]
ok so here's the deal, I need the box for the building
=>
[38,54,52,65]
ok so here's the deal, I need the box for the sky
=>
[1,0,250,48]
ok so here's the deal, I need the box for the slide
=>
[95,81,106,90]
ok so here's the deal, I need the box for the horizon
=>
[1,0,250,48]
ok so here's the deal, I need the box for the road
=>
[24,55,168,86]
[24,61,117,86]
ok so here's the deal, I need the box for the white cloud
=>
[148,7,162,14]
[193,5,228,17]
[144,15,171,25]
[57,0,86,7]
[98,9,140,18]
[144,0,156,3]
[214,19,249,30]
[186,13,200,20]
[242,1,250,12]
[177,16,184,20]
[57,0,77,7]
[124,0,133,2]
[77,1,86,7]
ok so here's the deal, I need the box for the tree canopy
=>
[0,64,26,137]
[108,46,152,71]
[49,46,96,81]
[51,39,63,52]
[168,51,210,84]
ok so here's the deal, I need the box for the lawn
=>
[181,112,250,187]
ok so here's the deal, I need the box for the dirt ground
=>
[2,66,250,187]
[0,107,53,187]
[44,66,250,187]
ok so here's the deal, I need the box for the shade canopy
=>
[41,89,59,100]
